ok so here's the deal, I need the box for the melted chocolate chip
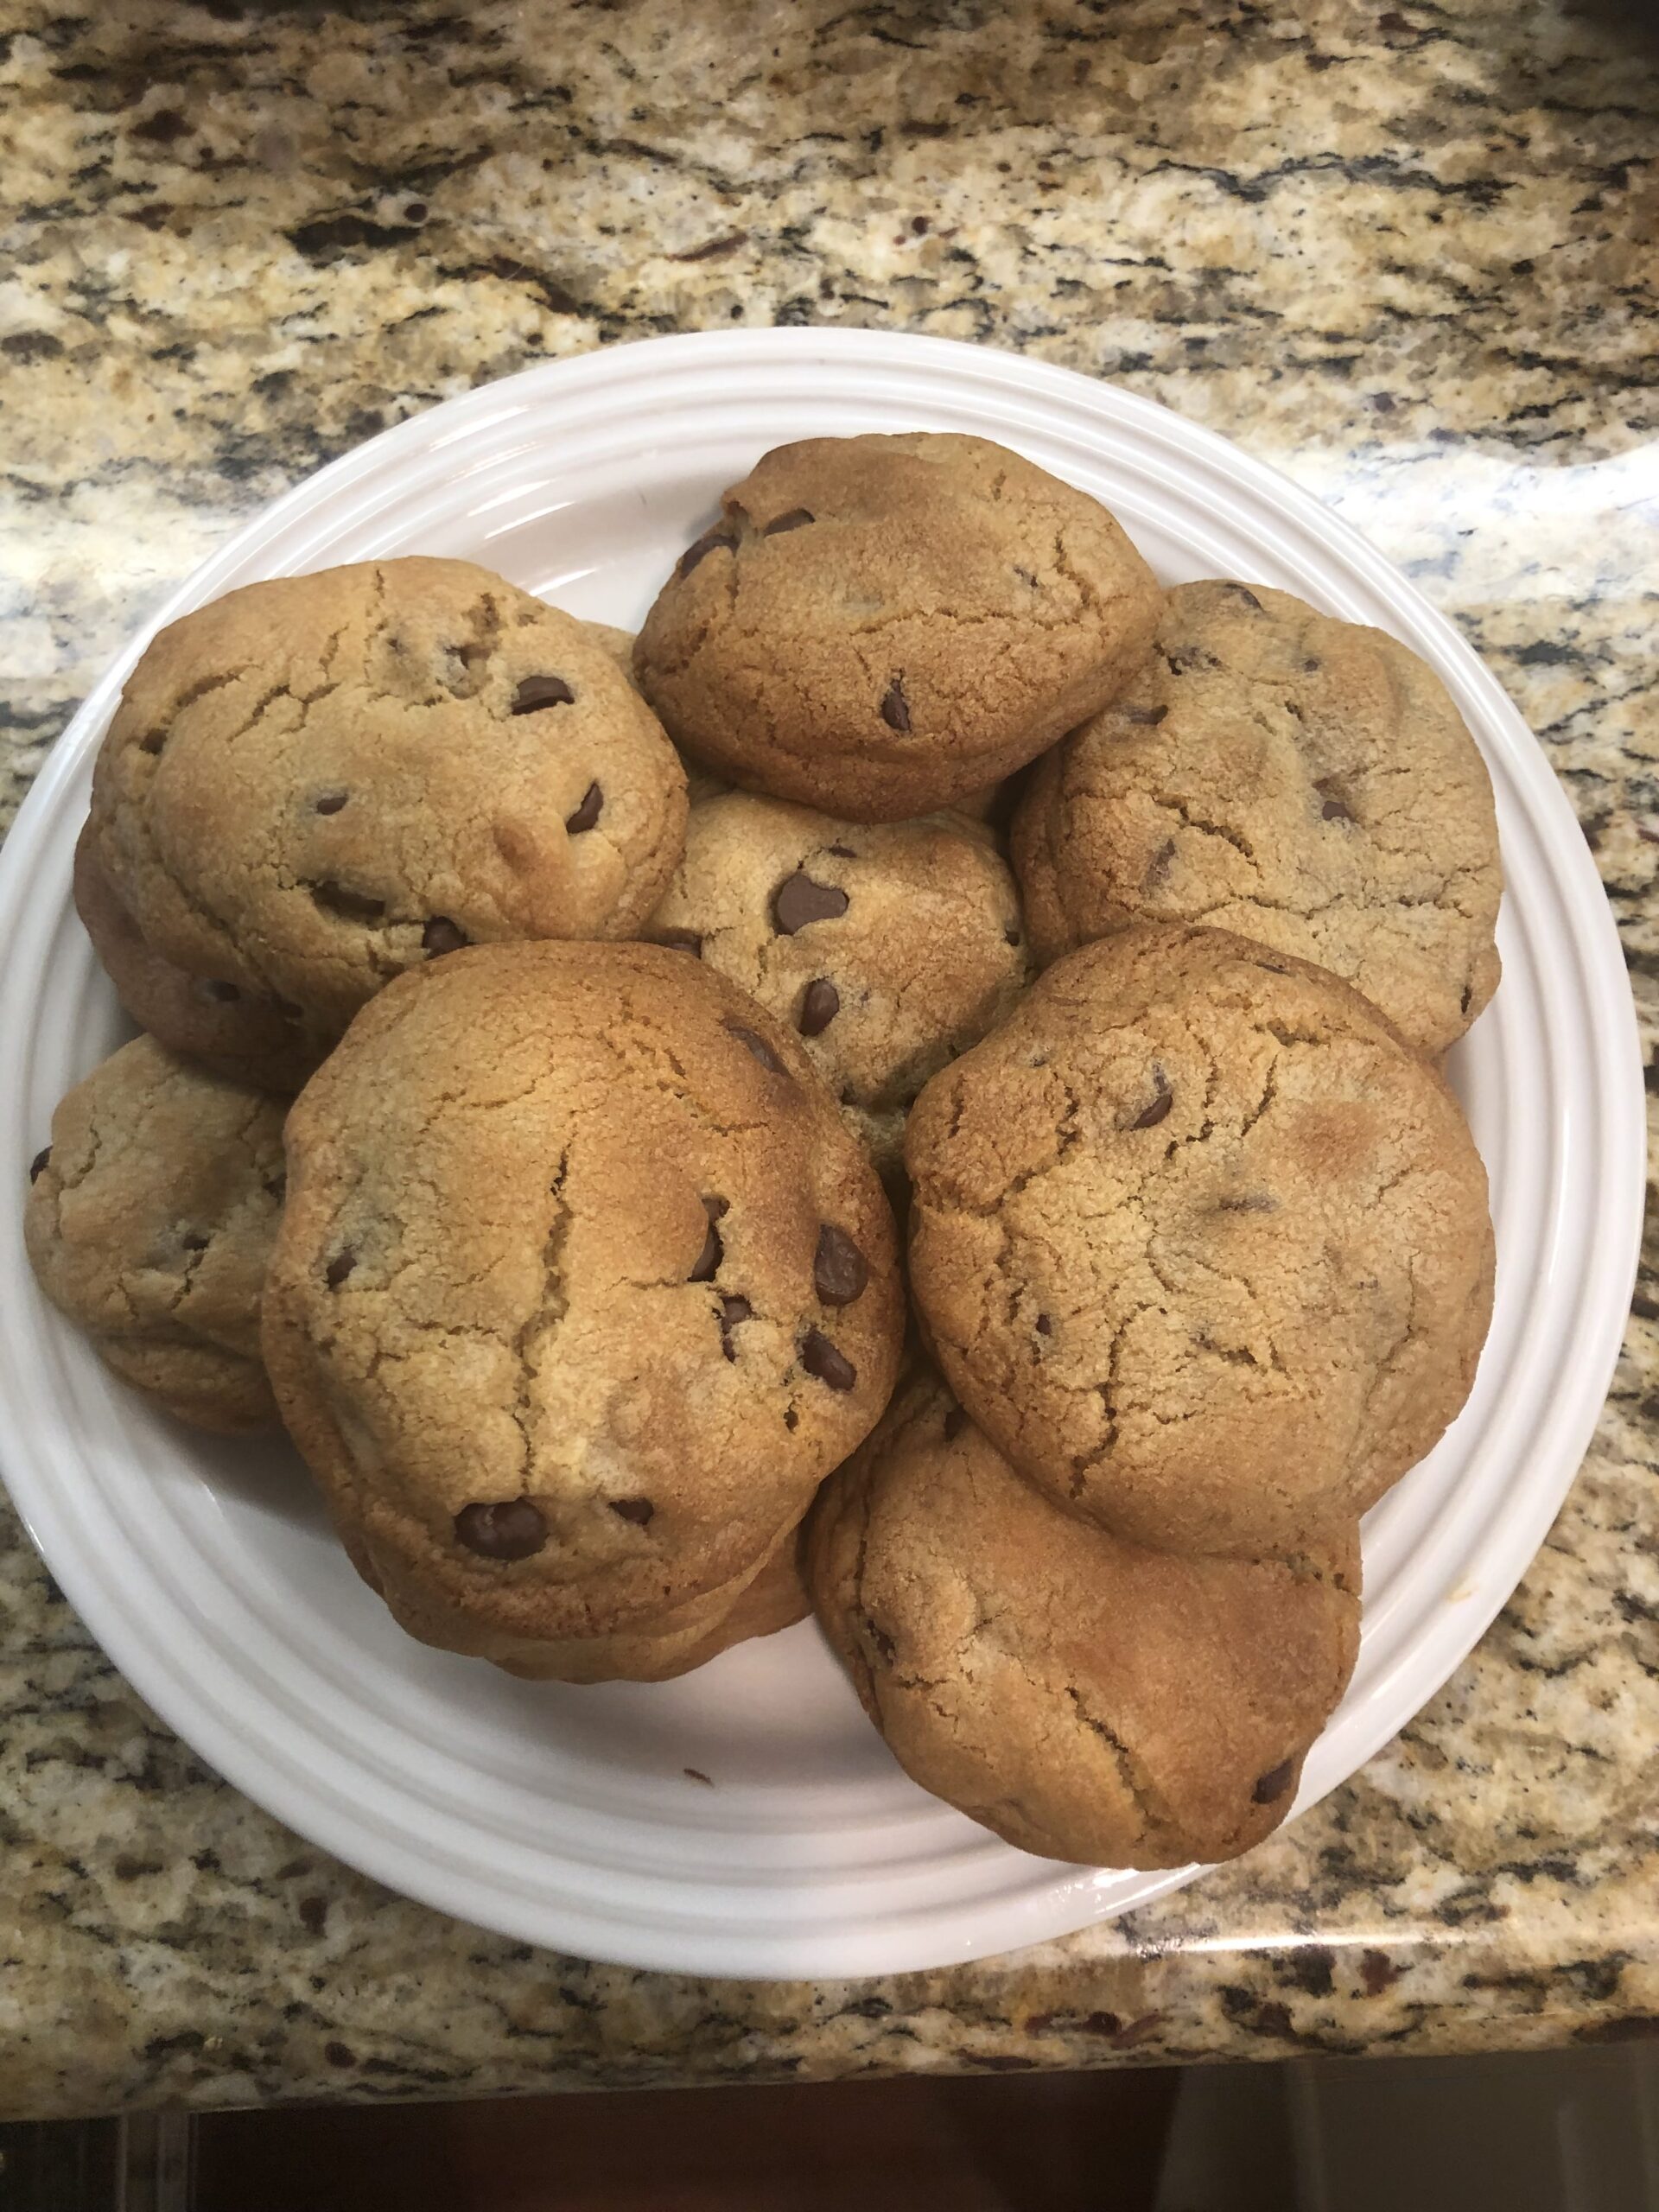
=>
[1131,1071,1173,1128]
[764,508,815,535]
[814,1224,868,1306]
[314,791,349,815]
[943,1406,969,1442]
[718,1293,752,1359]
[656,928,704,956]
[565,782,603,834]
[311,880,385,923]
[678,527,737,578]
[1252,1759,1294,1804]
[511,674,575,715]
[1123,704,1169,727]
[798,977,840,1036]
[880,677,912,733]
[609,1497,655,1526]
[422,916,468,956]
[801,1327,855,1391]
[325,1248,357,1287]
[29,1147,50,1183]
[689,1196,728,1282]
[198,978,242,1003]
[772,869,849,935]
[454,1498,548,1560]
[726,1022,785,1074]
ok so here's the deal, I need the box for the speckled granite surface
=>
[1,0,1656,2126]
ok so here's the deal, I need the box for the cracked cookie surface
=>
[807,1370,1361,1868]
[1013,581,1502,1055]
[263,940,903,1675]
[89,561,689,1048]
[645,792,1031,1178]
[905,923,1494,1555]
[632,433,1163,821]
[24,1034,285,1432]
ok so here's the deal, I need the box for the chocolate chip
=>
[772,869,849,934]
[181,1230,209,1252]
[764,508,815,535]
[826,843,858,860]
[689,1196,727,1282]
[609,1497,655,1526]
[1320,798,1351,823]
[1302,657,1322,673]
[565,782,603,834]
[198,978,242,1002]
[798,977,840,1036]
[1460,982,1474,1014]
[1014,564,1039,587]
[139,728,167,755]
[943,1406,969,1442]
[801,1327,855,1391]
[325,1249,357,1287]
[1252,1759,1294,1804]
[655,928,704,956]
[1254,959,1290,975]
[1004,926,1022,949]
[311,880,385,923]
[677,527,737,579]
[1224,585,1263,611]
[29,1147,50,1182]
[314,790,349,815]
[726,1022,785,1074]
[422,916,468,956]
[783,1406,798,1430]
[511,674,575,715]
[879,677,912,733]
[1131,1071,1173,1128]
[719,1293,752,1359]
[1124,704,1169,727]
[1034,1313,1052,1336]
[814,1224,868,1306]
[454,1498,548,1560]
[1142,838,1177,891]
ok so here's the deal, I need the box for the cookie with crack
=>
[263,940,902,1676]
[1013,581,1502,1055]
[75,823,327,1093]
[633,434,1163,821]
[906,923,1494,1555]
[808,1372,1361,1868]
[24,1035,285,1431]
[644,793,1031,1176]
[89,560,688,1055]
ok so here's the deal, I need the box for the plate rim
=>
[0,327,1644,1978]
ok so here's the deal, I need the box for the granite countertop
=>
[2,0,1656,2126]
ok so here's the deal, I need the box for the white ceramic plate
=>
[0,331,1643,1978]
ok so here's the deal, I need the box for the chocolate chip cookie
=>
[906,923,1494,1555]
[263,940,903,1678]
[808,1372,1361,1868]
[645,793,1031,1176]
[90,559,690,1052]
[24,1035,285,1431]
[633,434,1163,821]
[75,823,326,1094]
[1013,581,1503,1055]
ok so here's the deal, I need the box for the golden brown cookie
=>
[808,1372,1361,1868]
[1012,581,1502,1055]
[633,434,1163,821]
[906,923,1494,1555]
[24,1035,285,1431]
[644,793,1030,1176]
[263,941,903,1674]
[90,559,689,1051]
[74,823,324,1094]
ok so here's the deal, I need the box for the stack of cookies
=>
[27,430,1499,1872]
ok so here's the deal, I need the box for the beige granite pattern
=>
[1,0,1656,2124]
